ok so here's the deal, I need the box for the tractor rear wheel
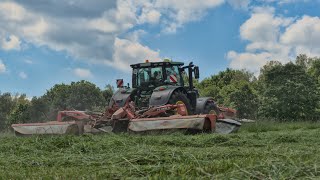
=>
[168,91,193,115]
[203,101,220,116]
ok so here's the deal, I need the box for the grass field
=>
[1,121,320,179]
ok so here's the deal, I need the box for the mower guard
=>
[128,114,216,132]
[127,115,241,134]
[215,119,241,134]
[11,121,79,136]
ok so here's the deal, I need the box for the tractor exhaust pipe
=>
[188,62,194,91]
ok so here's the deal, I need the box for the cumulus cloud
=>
[0,60,6,73]
[73,68,93,78]
[227,6,320,75]
[107,38,160,71]
[227,51,272,75]
[138,8,161,24]
[0,1,228,72]
[281,16,320,56]
[153,0,225,33]
[0,0,230,72]
[0,1,130,68]
[240,6,293,43]
[1,35,21,50]
[19,71,27,79]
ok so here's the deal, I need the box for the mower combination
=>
[12,60,241,135]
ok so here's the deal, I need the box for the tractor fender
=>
[195,97,215,114]
[149,86,186,107]
[109,88,135,107]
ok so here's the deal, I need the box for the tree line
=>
[0,81,114,130]
[197,54,320,121]
[0,54,319,130]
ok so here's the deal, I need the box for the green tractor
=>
[110,60,222,117]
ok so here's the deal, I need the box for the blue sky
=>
[0,0,320,97]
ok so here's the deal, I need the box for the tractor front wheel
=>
[168,91,193,115]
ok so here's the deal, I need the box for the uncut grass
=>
[0,122,320,179]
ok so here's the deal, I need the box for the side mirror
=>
[194,66,200,79]
[116,79,124,88]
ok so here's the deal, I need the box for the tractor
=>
[110,60,225,118]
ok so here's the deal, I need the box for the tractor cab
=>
[131,60,185,90]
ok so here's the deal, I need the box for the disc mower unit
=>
[107,101,217,133]
[11,111,97,136]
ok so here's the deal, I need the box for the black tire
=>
[168,91,193,115]
[203,101,220,115]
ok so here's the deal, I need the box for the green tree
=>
[66,81,106,110]
[29,96,50,122]
[308,57,320,85]
[307,57,320,116]
[0,93,32,129]
[197,69,258,119]
[102,84,114,104]
[7,95,31,125]
[0,93,15,129]
[296,54,312,70]
[45,83,71,110]
[258,62,318,121]
[220,81,259,119]
[44,80,106,112]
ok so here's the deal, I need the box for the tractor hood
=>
[110,88,135,107]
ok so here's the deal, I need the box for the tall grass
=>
[0,121,320,179]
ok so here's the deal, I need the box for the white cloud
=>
[0,1,118,64]
[0,60,6,73]
[240,7,292,43]
[74,68,93,78]
[227,51,274,75]
[0,1,157,70]
[227,0,250,10]
[22,18,48,39]
[281,16,320,56]
[1,35,21,50]
[19,71,27,79]
[107,38,160,71]
[125,30,146,42]
[260,0,310,4]
[0,2,27,21]
[24,59,33,64]
[0,2,50,49]
[139,9,161,24]
[154,0,225,33]
[88,18,118,33]
[226,7,320,74]
[0,0,229,72]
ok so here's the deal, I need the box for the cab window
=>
[135,67,162,87]
[165,66,181,85]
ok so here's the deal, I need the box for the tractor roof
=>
[130,61,184,68]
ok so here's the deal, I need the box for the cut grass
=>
[1,121,320,179]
